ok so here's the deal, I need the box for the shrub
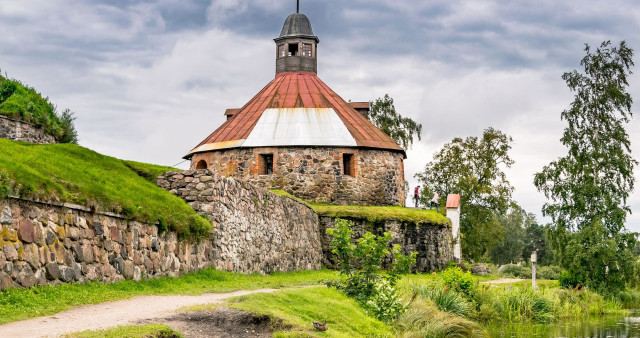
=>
[499,264,530,278]
[537,266,562,280]
[441,267,476,297]
[365,280,408,323]
[395,300,486,338]
[496,288,555,323]
[558,271,583,289]
[412,284,471,318]
[616,289,640,309]
[325,218,417,302]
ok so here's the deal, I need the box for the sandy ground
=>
[480,278,525,284]
[0,289,280,338]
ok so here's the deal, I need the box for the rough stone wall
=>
[190,147,406,206]
[157,170,323,274]
[0,198,214,290]
[0,115,56,144]
[318,216,453,273]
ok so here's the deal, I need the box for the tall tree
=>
[367,94,422,150]
[416,127,514,260]
[490,205,534,265]
[534,41,637,291]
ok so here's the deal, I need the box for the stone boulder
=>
[471,263,490,276]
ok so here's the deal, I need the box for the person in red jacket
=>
[413,186,420,208]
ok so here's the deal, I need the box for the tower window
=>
[260,154,274,175]
[302,43,312,57]
[343,154,354,177]
[278,44,286,58]
[288,43,299,56]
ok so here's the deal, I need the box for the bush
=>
[441,267,476,297]
[412,283,471,318]
[499,264,530,278]
[558,271,583,289]
[537,266,562,280]
[365,280,408,323]
[395,300,486,337]
[325,218,417,302]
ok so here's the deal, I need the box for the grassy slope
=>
[0,75,66,140]
[0,139,209,238]
[0,268,334,325]
[61,324,182,338]
[270,190,450,226]
[225,287,392,337]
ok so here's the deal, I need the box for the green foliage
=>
[416,128,514,260]
[365,280,408,323]
[499,264,531,279]
[489,205,530,265]
[225,287,392,337]
[558,271,582,289]
[325,218,416,304]
[0,75,78,143]
[61,324,182,338]
[537,266,563,280]
[0,268,336,325]
[523,223,555,266]
[441,267,476,297]
[412,283,471,318]
[534,41,637,292]
[311,203,450,226]
[394,299,486,338]
[560,223,637,293]
[0,139,210,238]
[122,160,177,183]
[367,94,423,150]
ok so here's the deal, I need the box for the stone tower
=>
[186,9,407,206]
[274,13,319,74]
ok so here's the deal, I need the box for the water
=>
[488,312,640,337]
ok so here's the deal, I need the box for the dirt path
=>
[0,289,281,338]
[480,278,525,284]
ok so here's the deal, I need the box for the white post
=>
[446,194,461,263]
[531,250,537,289]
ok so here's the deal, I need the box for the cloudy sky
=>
[1,0,639,232]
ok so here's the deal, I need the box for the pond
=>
[488,311,640,337]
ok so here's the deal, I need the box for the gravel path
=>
[0,289,280,338]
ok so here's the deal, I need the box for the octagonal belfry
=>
[185,10,406,206]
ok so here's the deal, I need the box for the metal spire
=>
[297,0,299,13]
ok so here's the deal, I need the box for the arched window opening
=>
[196,160,208,170]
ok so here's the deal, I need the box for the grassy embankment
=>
[61,324,182,338]
[0,74,76,143]
[0,138,209,238]
[0,268,334,325]
[269,189,450,226]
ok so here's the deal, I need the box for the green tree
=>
[534,41,637,292]
[367,94,422,150]
[522,223,555,266]
[489,205,530,265]
[416,127,514,260]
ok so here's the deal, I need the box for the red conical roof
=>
[186,72,404,158]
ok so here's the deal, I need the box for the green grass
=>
[61,324,182,338]
[224,287,392,337]
[310,204,449,225]
[0,74,72,142]
[0,268,335,325]
[0,138,209,238]
[270,189,450,226]
[122,160,178,183]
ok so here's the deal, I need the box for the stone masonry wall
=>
[318,216,453,273]
[0,115,56,144]
[0,198,214,290]
[190,147,406,207]
[157,170,323,274]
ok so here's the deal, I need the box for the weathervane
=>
[297,0,300,13]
